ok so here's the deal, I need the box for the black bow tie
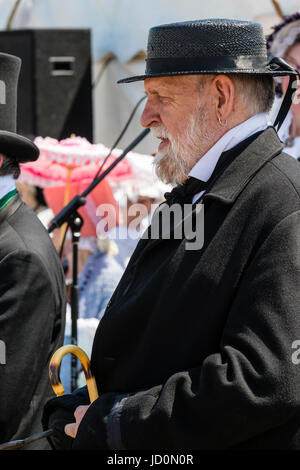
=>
[164,177,207,205]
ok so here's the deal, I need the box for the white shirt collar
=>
[0,175,16,200]
[188,113,269,183]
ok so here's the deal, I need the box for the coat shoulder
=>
[246,151,300,215]
[268,152,300,198]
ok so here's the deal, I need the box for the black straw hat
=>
[118,19,299,131]
[118,19,297,83]
[0,52,39,163]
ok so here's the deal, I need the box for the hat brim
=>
[118,67,298,84]
[0,131,39,163]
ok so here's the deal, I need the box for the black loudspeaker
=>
[0,29,93,142]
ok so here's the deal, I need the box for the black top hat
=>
[0,52,39,163]
[118,18,297,83]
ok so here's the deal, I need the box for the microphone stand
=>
[48,128,150,392]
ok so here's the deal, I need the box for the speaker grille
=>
[0,29,93,142]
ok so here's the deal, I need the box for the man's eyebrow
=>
[146,88,159,95]
[146,88,177,97]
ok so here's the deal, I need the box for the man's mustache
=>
[151,126,170,140]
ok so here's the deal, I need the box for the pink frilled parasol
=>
[19,135,170,237]
[19,136,137,237]
[20,136,170,237]
[20,136,135,188]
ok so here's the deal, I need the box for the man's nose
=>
[140,100,160,128]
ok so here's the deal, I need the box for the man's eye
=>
[160,96,172,103]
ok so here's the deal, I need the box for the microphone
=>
[48,128,150,233]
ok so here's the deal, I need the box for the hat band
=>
[146,55,269,74]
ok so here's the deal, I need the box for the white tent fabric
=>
[1,0,300,62]
[0,0,299,151]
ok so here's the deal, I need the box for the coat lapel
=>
[0,193,22,226]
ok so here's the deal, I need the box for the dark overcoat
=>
[0,194,66,449]
[46,127,300,449]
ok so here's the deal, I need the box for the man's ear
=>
[213,75,235,122]
[0,154,3,169]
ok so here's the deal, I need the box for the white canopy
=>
[1,0,300,62]
[0,0,299,152]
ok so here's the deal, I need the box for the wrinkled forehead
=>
[144,75,202,95]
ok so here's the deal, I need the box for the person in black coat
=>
[43,19,300,450]
[0,53,66,449]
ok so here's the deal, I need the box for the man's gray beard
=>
[152,108,211,186]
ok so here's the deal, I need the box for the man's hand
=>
[64,405,90,438]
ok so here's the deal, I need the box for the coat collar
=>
[0,192,23,225]
[189,112,268,184]
[203,126,284,204]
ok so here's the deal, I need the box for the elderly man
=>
[44,19,300,450]
[0,53,66,449]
